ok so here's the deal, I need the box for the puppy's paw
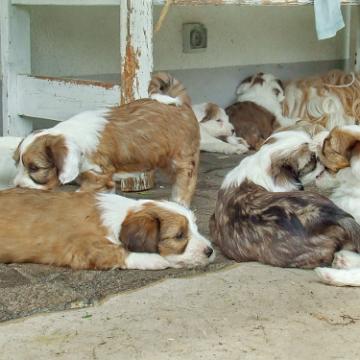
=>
[125,253,170,270]
[226,136,249,148]
[315,267,347,286]
[332,250,360,269]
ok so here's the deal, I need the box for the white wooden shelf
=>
[10,0,360,6]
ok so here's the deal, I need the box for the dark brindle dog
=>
[210,130,360,269]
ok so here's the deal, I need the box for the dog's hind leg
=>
[170,152,199,207]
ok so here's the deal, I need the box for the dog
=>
[0,188,215,270]
[314,125,360,286]
[13,73,199,207]
[225,72,295,150]
[0,137,22,189]
[284,69,360,130]
[192,102,249,154]
[209,130,360,269]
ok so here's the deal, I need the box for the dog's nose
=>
[231,129,235,135]
[204,247,214,258]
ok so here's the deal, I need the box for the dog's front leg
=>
[78,171,115,193]
[124,252,170,270]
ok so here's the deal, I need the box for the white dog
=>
[192,103,249,155]
[0,137,22,189]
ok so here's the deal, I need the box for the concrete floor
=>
[1,264,360,360]
[1,152,360,359]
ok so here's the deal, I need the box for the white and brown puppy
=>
[192,103,249,155]
[314,125,360,286]
[284,70,360,130]
[210,130,360,269]
[0,189,215,270]
[225,73,295,150]
[13,73,199,207]
[0,137,22,189]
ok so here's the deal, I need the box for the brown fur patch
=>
[90,98,200,206]
[277,120,326,137]
[0,189,127,270]
[320,127,360,172]
[20,135,68,188]
[225,101,279,150]
[120,203,189,256]
[201,103,221,123]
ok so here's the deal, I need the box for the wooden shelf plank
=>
[17,75,120,121]
[11,0,360,6]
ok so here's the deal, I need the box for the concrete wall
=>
[28,5,349,77]
[0,5,352,133]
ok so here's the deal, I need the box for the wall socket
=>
[183,23,207,53]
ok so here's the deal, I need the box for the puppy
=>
[314,125,360,286]
[13,73,199,207]
[210,130,360,269]
[0,137,22,189]
[192,102,249,154]
[284,69,360,130]
[0,188,215,270]
[225,72,295,150]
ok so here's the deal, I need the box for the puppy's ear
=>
[321,127,360,177]
[121,210,160,253]
[13,138,24,165]
[46,135,80,184]
[271,162,303,191]
[201,103,218,123]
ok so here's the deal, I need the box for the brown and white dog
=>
[313,125,360,286]
[0,189,215,270]
[13,73,199,207]
[210,130,360,269]
[284,69,360,130]
[225,73,295,150]
[192,102,249,154]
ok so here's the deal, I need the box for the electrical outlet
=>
[183,23,207,53]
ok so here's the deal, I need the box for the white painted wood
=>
[17,75,120,121]
[11,0,360,5]
[1,0,33,136]
[120,0,153,104]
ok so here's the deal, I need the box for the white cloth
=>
[314,0,345,40]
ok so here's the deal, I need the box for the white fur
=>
[14,109,109,188]
[222,130,323,191]
[0,137,22,189]
[96,194,215,269]
[314,125,360,286]
[150,94,182,106]
[192,103,249,155]
[236,73,296,128]
[315,268,360,287]
[124,253,170,270]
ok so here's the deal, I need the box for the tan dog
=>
[13,73,199,207]
[0,189,215,270]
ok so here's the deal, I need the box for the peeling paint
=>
[34,75,117,90]
[120,40,140,105]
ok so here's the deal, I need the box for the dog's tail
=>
[338,217,360,251]
[148,72,192,107]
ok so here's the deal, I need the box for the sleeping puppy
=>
[210,130,360,269]
[0,137,22,189]
[192,103,249,154]
[0,188,215,270]
[225,73,296,150]
[314,125,360,286]
[13,73,199,207]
